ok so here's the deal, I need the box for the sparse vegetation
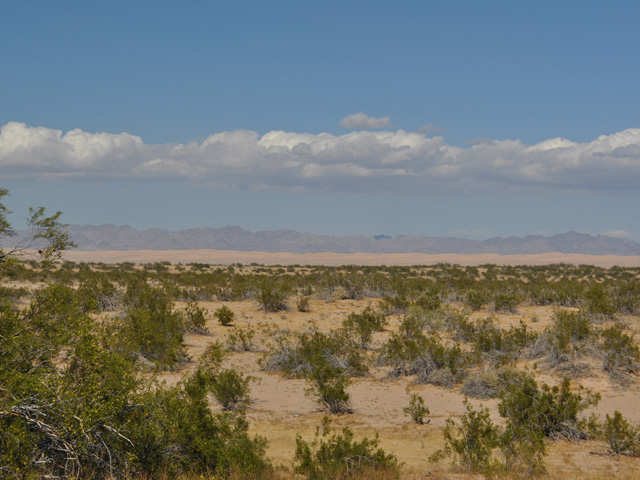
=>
[2,232,640,479]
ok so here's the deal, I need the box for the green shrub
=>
[328,285,349,302]
[210,368,254,411]
[601,325,640,374]
[535,309,596,365]
[214,304,235,326]
[76,276,119,312]
[403,393,430,424]
[414,291,441,311]
[465,289,487,311]
[378,325,467,385]
[258,283,288,312]
[183,300,209,333]
[498,376,600,441]
[584,283,617,318]
[496,424,546,478]
[295,418,400,479]
[305,356,352,414]
[472,318,537,365]
[262,328,367,378]
[0,299,270,479]
[601,410,640,456]
[342,306,388,349]
[106,282,186,370]
[379,295,411,315]
[297,295,311,312]
[552,310,593,351]
[492,291,520,313]
[430,399,498,474]
[227,325,257,352]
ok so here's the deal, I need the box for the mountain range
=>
[49,224,640,256]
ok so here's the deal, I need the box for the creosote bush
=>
[403,392,430,424]
[262,327,367,378]
[0,298,270,479]
[377,317,467,386]
[305,355,352,414]
[106,279,187,370]
[227,325,258,352]
[214,304,235,326]
[258,283,288,312]
[498,376,600,441]
[183,300,209,333]
[189,342,254,411]
[295,417,400,480]
[434,375,599,476]
[430,399,498,474]
[342,306,388,349]
[601,325,640,377]
[600,410,640,456]
[297,295,311,312]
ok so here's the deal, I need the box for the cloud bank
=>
[339,113,392,129]
[2,121,640,195]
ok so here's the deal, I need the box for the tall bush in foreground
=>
[430,400,498,474]
[295,417,400,480]
[434,375,597,477]
[601,410,640,456]
[0,301,270,479]
[305,355,352,414]
[498,376,600,441]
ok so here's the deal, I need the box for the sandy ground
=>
[154,298,640,477]
[61,249,640,267]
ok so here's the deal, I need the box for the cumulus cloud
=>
[339,112,392,129]
[2,121,640,195]
[416,123,444,134]
[449,229,498,238]
[599,229,638,239]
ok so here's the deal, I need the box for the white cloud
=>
[416,123,444,134]
[449,229,498,238]
[2,121,640,195]
[599,229,638,239]
[339,113,392,129]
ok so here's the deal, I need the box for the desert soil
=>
[62,249,640,268]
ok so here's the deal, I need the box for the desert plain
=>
[62,249,640,268]
[54,249,640,478]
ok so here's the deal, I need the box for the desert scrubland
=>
[3,256,640,479]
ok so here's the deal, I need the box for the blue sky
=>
[2,1,640,241]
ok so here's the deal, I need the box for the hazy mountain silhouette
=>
[53,225,640,256]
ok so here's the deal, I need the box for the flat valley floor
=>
[51,251,640,478]
[63,249,640,268]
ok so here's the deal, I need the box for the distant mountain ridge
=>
[49,224,640,256]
